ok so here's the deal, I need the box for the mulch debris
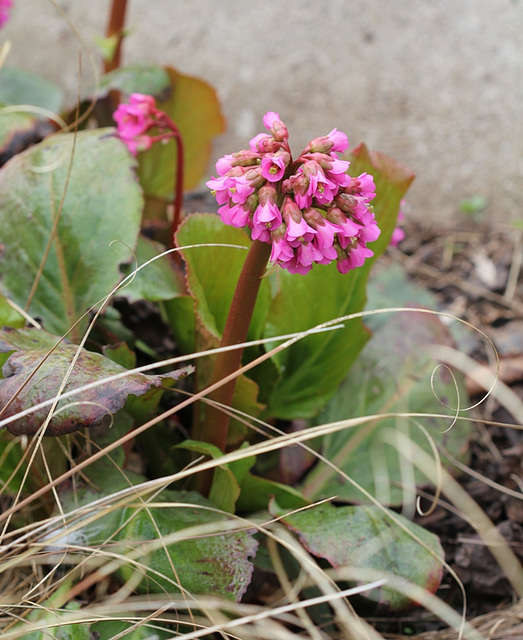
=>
[380,216,523,636]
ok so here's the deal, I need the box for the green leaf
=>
[162,295,196,353]
[263,145,415,420]
[176,213,270,343]
[92,620,172,640]
[118,234,184,302]
[0,294,25,328]
[0,110,53,157]
[460,194,487,215]
[53,483,257,601]
[12,602,91,640]
[0,66,63,112]
[0,129,144,339]
[92,33,121,63]
[302,264,472,505]
[117,490,257,599]
[273,500,443,610]
[176,440,240,514]
[224,448,310,514]
[0,327,192,437]
[97,64,171,100]
[136,66,225,195]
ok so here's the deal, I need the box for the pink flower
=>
[260,151,290,182]
[295,240,324,268]
[123,135,153,156]
[389,200,406,247]
[345,172,376,201]
[337,242,374,273]
[327,207,360,241]
[206,175,235,205]
[218,201,251,228]
[216,150,260,175]
[252,186,282,242]
[249,132,277,154]
[292,161,337,208]
[270,227,295,263]
[278,254,313,275]
[113,93,170,156]
[282,197,316,246]
[114,93,156,139]
[263,111,289,143]
[0,0,12,28]
[304,209,341,263]
[390,227,406,246]
[230,168,263,204]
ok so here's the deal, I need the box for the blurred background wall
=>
[3,0,522,225]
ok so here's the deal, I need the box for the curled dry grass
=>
[0,300,522,639]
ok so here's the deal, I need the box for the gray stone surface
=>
[2,1,522,225]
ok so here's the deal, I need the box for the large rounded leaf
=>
[0,128,143,339]
[303,265,472,505]
[273,500,443,610]
[54,485,257,602]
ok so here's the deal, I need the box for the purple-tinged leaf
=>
[0,327,192,436]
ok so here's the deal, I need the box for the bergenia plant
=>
[0,6,452,620]
[185,111,383,463]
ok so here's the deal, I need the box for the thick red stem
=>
[196,239,271,493]
[104,0,128,73]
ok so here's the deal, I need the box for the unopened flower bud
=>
[263,111,289,143]
[258,184,278,206]
[302,128,349,154]
[335,192,359,212]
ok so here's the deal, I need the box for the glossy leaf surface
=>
[0,129,143,339]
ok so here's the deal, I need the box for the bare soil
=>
[379,217,523,637]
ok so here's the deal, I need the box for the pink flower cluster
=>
[207,112,380,275]
[0,0,12,28]
[113,93,160,155]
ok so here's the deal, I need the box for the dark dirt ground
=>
[377,217,523,638]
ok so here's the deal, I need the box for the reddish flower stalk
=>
[196,238,271,495]
[104,0,128,73]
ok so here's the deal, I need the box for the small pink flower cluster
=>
[207,112,380,274]
[113,94,160,155]
[0,0,13,28]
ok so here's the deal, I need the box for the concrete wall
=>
[3,1,522,225]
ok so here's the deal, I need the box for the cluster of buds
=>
[113,93,174,156]
[0,0,12,28]
[207,112,380,275]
